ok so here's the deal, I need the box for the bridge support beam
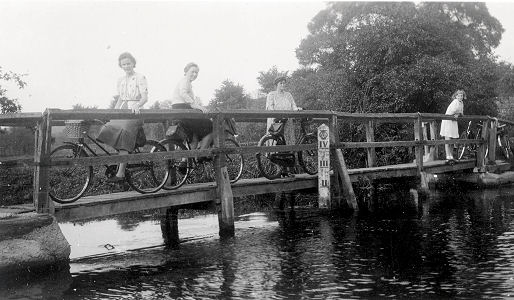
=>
[160,208,179,248]
[213,114,235,237]
[330,116,358,211]
[33,110,54,214]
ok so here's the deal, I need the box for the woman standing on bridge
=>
[265,75,300,147]
[440,89,466,162]
[97,52,148,182]
[265,74,301,180]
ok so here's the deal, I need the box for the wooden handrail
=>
[0,108,506,214]
[0,112,42,126]
[1,109,497,168]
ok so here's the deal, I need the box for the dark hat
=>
[274,75,287,86]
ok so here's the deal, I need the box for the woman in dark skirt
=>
[170,62,212,151]
[97,52,148,182]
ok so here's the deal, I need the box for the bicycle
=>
[256,117,318,180]
[48,120,170,204]
[159,118,244,190]
[496,123,513,160]
[457,120,512,160]
[457,120,485,160]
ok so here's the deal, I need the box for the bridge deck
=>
[46,158,511,222]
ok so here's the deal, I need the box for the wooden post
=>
[430,121,439,161]
[213,113,235,237]
[329,116,342,209]
[160,208,179,248]
[414,117,423,175]
[32,120,41,210]
[422,122,429,157]
[330,116,358,211]
[488,118,497,163]
[477,119,490,172]
[365,120,376,168]
[33,110,54,214]
[317,123,330,208]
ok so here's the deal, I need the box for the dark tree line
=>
[290,2,508,116]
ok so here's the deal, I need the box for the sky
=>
[0,1,513,113]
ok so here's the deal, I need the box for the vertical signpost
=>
[318,123,330,208]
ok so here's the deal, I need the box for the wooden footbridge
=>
[1,109,512,240]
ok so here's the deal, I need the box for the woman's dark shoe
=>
[107,175,125,183]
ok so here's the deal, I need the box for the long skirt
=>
[440,119,459,138]
[171,103,212,141]
[96,119,144,151]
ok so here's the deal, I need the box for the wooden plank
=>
[33,112,53,214]
[0,155,33,168]
[478,120,490,171]
[414,118,424,174]
[329,117,341,209]
[50,159,479,222]
[0,112,42,126]
[333,112,418,120]
[213,114,234,237]
[419,113,490,121]
[488,119,497,162]
[422,122,429,155]
[430,121,439,160]
[334,149,358,211]
[365,120,376,167]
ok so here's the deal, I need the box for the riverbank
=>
[0,212,70,274]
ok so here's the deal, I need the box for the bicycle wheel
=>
[160,139,190,190]
[256,135,283,180]
[126,140,169,194]
[298,134,318,175]
[499,135,512,160]
[457,131,469,160]
[224,138,244,183]
[48,144,93,204]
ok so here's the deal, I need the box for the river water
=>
[3,186,514,299]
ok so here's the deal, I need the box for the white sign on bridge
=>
[318,123,330,208]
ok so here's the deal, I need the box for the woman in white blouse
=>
[170,62,212,152]
[265,75,301,177]
[97,52,148,182]
[265,75,300,146]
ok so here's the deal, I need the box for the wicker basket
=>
[63,120,90,139]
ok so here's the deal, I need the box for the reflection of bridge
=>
[1,109,512,240]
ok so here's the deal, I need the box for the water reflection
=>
[3,187,514,298]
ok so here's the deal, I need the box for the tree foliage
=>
[257,66,289,94]
[0,67,26,114]
[72,103,98,110]
[293,2,505,116]
[209,80,250,110]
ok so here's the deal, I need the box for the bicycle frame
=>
[266,118,315,166]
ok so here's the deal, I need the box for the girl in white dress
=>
[440,90,465,161]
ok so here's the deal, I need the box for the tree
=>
[295,2,505,115]
[0,67,26,114]
[209,80,250,110]
[72,103,98,110]
[257,66,288,94]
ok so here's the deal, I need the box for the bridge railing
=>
[0,109,509,214]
